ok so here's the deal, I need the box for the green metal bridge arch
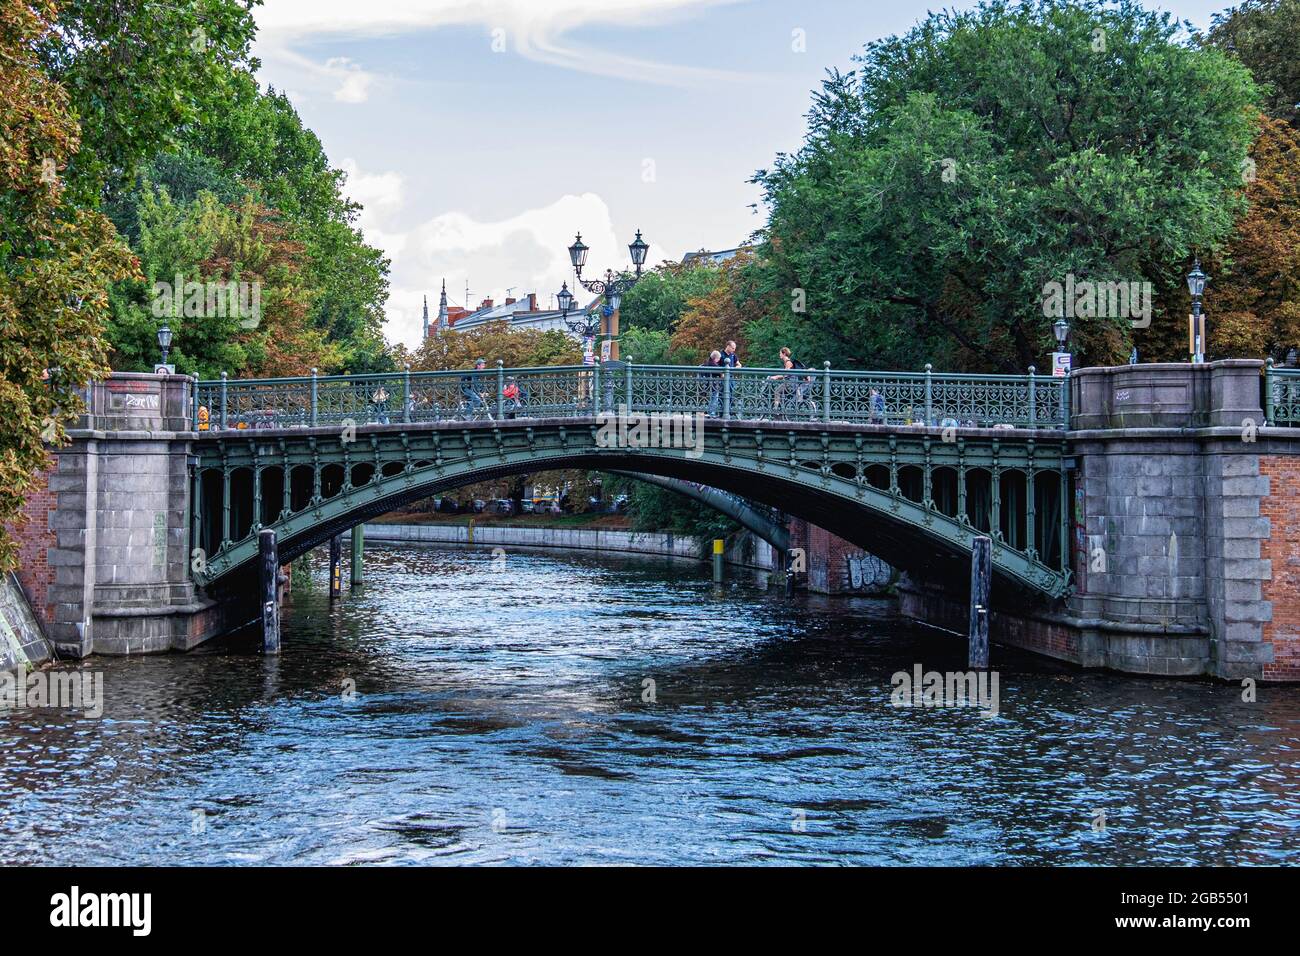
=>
[191,382,1071,599]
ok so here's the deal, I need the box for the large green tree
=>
[33,0,260,206]
[104,70,391,376]
[1209,0,1300,128]
[619,260,725,334]
[751,0,1260,372]
[0,0,138,570]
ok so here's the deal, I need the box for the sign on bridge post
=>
[969,536,992,669]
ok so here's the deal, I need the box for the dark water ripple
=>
[1,544,1297,865]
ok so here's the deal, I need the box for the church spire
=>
[436,279,449,332]
[421,294,429,339]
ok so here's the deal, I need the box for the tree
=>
[1209,0,1300,127]
[107,185,341,378]
[0,0,138,570]
[619,260,724,334]
[606,476,740,540]
[751,0,1260,372]
[1205,116,1300,360]
[620,326,674,365]
[402,323,581,372]
[32,0,260,206]
[104,68,392,376]
[671,252,763,363]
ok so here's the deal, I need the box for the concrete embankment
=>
[363,522,782,571]
[1,573,52,672]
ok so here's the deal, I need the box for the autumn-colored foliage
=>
[1206,116,1300,360]
[670,253,756,363]
[0,0,138,570]
[398,322,581,373]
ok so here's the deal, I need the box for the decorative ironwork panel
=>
[1267,367,1300,426]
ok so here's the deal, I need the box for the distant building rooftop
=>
[681,246,754,267]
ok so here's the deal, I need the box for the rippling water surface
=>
[2,544,1297,865]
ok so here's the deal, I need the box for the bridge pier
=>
[899,359,1300,681]
[1065,360,1289,680]
[10,373,226,657]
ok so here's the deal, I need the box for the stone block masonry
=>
[8,374,226,657]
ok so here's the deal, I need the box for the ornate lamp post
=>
[1187,259,1208,364]
[567,229,649,362]
[1052,316,1070,377]
[157,321,174,372]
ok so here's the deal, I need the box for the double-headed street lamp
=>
[562,229,649,362]
[1187,258,1208,364]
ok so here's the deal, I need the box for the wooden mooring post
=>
[329,534,342,599]
[259,529,280,654]
[350,524,364,587]
[968,536,992,669]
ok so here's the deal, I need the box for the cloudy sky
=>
[251,0,1232,347]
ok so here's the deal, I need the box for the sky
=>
[250,0,1235,347]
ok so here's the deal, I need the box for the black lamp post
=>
[567,229,649,362]
[1187,259,1208,364]
[157,321,173,371]
[1052,316,1070,376]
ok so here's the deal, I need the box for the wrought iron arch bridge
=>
[189,362,1073,599]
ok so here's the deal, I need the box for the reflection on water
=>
[1,544,1297,865]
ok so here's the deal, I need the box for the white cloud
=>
[325,57,375,102]
[255,0,753,88]
[340,159,402,219]
[383,192,622,347]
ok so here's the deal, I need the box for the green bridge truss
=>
[190,363,1072,599]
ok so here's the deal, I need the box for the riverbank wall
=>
[364,522,801,576]
[361,521,899,597]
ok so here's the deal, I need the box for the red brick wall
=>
[1261,455,1300,681]
[787,517,870,594]
[7,458,57,631]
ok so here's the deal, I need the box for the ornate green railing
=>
[1266,363,1300,426]
[193,362,1068,431]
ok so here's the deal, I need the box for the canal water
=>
[1,544,1297,866]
